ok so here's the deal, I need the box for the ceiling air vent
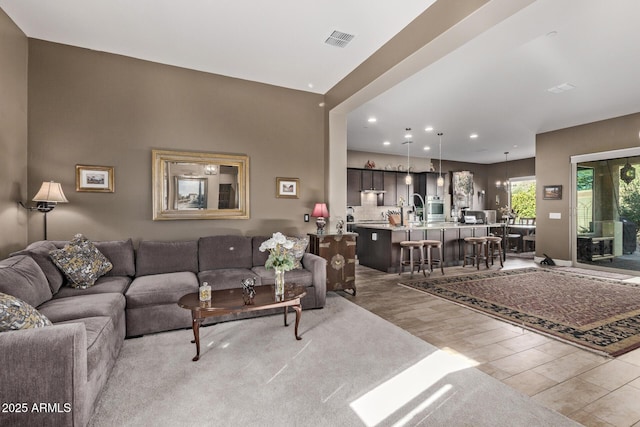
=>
[325,30,355,48]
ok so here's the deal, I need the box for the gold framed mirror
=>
[152,149,250,220]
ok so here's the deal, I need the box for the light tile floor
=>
[339,259,640,427]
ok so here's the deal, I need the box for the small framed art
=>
[543,185,562,200]
[76,165,115,193]
[276,177,299,199]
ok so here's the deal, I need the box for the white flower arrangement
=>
[259,232,295,271]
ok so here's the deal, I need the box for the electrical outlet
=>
[304,214,310,222]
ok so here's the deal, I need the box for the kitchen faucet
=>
[411,193,425,222]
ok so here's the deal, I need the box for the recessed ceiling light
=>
[318,102,325,107]
[470,133,479,139]
[424,126,434,132]
[308,83,314,89]
[368,117,377,123]
[383,141,391,146]
[404,133,412,139]
[423,146,431,151]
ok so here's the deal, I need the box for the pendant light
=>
[436,132,444,187]
[496,151,510,189]
[403,128,412,185]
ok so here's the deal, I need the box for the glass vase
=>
[274,267,285,300]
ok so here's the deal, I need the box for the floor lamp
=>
[19,181,69,240]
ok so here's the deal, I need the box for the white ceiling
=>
[2,0,640,164]
[348,0,640,163]
[0,0,433,94]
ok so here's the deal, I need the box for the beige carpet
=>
[89,294,579,426]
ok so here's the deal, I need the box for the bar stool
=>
[463,237,488,270]
[399,241,425,276]
[420,240,444,275]
[485,236,504,268]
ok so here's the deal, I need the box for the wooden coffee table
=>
[177,284,307,361]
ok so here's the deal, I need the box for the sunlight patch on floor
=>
[350,350,474,427]
[441,347,481,367]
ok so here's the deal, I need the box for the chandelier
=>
[495,151,510,190]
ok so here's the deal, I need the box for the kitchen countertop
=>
[352,222,506,231]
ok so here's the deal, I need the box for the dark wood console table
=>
[308,232,357,295]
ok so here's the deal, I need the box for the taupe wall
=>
[536,112,640,261]
[26,40,325,245]
[0,9,28,258]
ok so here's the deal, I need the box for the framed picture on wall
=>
[543,185,562,200]
[76,165,115,193]
[276,177,299,199]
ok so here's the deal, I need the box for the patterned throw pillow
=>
[287,236,309,269]
[49,234,113,289]
[0,292,52,332]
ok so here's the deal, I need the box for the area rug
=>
[401,267,640,357]
[88,294,577,427]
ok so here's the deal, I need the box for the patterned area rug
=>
[401,267,640,357]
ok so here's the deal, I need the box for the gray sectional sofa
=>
[0,235,326,427]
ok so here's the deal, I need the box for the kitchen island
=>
[354,222,506,273]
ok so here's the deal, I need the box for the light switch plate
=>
[304,214,310,222]
[372,232,378,241]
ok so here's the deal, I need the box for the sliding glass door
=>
[572,148,640,273]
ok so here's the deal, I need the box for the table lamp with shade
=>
[19,181,69,240]
[311,203,329,234]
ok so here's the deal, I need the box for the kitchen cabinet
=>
[348,168,440,208]
[427,172,443,198]
[347,168,362,206]
[396,172,414,203]
[308,232,357,295]
[361,170,384,192]
[414,173,426,201]
[383,171,397,206]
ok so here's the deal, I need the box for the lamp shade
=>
[32,181,69,203]
[311,203,329,218]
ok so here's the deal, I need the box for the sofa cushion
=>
[136,240,198,277]
[49,234,113,289]
[199,235,252,271]
[56,316,118,382]
[94,239,136,277]
[251,235,307,269]
[252,236,270,267]
[38,293,125,324]
[11,241,66,294]
[251,266,313,286]
[198,268,260,291]
[0,292,52,332]
[0,255,53,308]
[53,276,132,300]
[126,272,199,308]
